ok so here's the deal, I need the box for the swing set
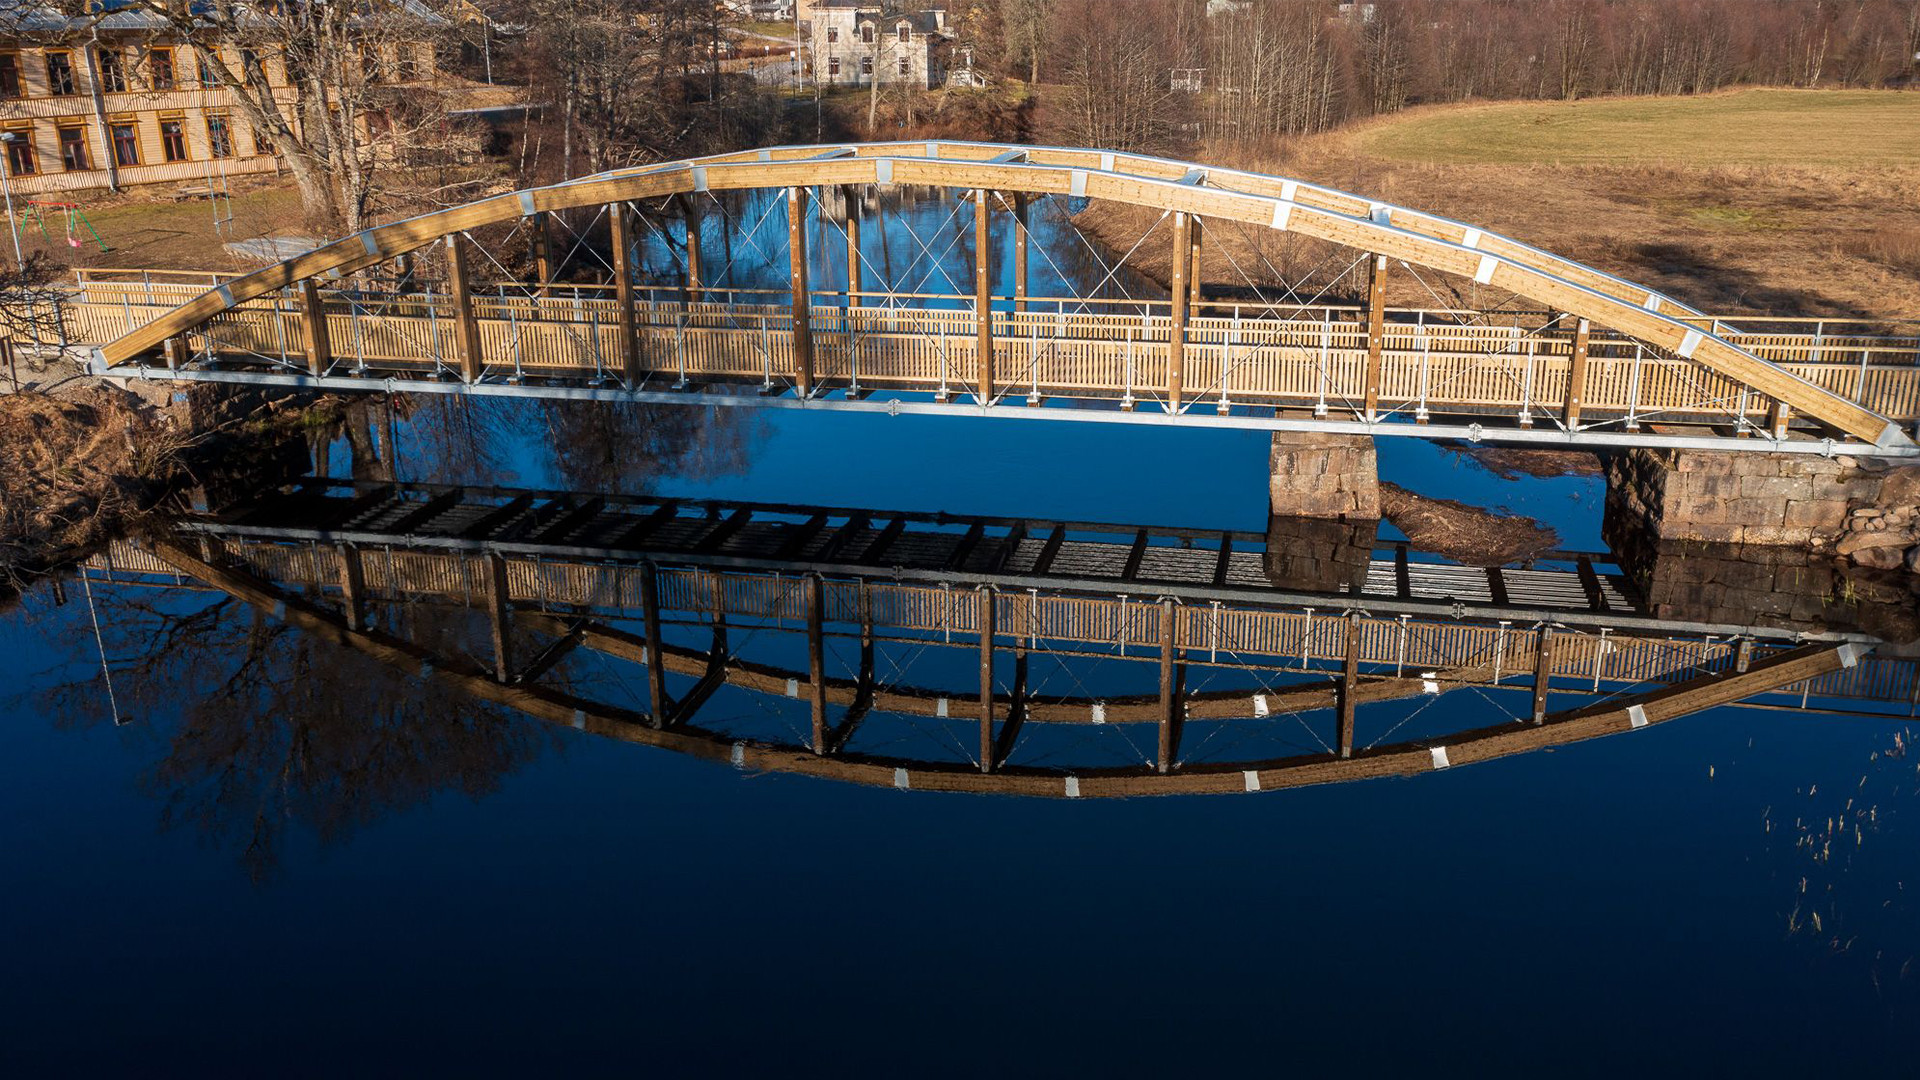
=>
[19,199,108,252]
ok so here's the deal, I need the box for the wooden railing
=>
[63,277,1920,425]
[92,537,1908,706]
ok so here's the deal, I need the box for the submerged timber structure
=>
[80,479,1917,798]
[71,141,1920,457]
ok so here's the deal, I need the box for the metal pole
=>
[0,134,21,267]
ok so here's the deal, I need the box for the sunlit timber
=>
[77,141,1919,453]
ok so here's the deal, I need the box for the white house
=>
[809,1,949,89]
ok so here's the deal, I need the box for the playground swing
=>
[20,199,108,253]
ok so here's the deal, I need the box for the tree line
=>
[945,0,1920,153]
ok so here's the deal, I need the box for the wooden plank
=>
[90,143,1905,447]
[530,211,553,296]
[1033,525,1066,575]
[1531,625,1555,724]
[806,572,827,754]
[460,494,534,541]
[842,185,861,299]
[1362,254,1388,420]
[1337,610,1361,758]
[609,201,641,388]
[446,233,483,383]
[679,194,703,304]
[788,186,814,395]
[1564,317,1590,429]
[1168,210,1191,413]
[975,188,993,405]
[980,587,996,773]
[641,560,670,728]
[1012,193,1028,313]
[1157,597,1180,774]
[485,551,513,682]
[337,543,366,632]
[296,278,330,376]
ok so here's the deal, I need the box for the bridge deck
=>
[71,281,1920,452]
[88,479,1915,712]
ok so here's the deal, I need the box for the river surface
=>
[4,191,1918,1076]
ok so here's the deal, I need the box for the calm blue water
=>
[2,194,1915,1075]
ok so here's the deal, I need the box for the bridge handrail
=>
[87,140,1913,447]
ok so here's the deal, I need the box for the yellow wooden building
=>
[0,11,442,197]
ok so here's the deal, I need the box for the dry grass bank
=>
[1078,89,1920,321]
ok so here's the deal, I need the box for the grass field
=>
[1105,88,1920,321]
[1345,89,1920,167]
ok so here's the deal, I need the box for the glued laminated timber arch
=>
[149,537,1871,799]
[95,140,1913,451]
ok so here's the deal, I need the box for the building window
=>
[395,44,418,82]
[45,51,76,96]
[58,125,88,170]
[5,129,36,176]
[251,124,272,156]
[898,24,910,42]
[149,47,174,90]
[0,55,19,99]
[110,121,139,166]
[196,48,220,88]
[160,117,188,161]
[206,114,232,158]
[861,56,873,76]
[826,26,838,43]
[828,56,840,76]
[861,24,874,44]
[898,56,910,75]
[240,48,261,78]
[97,47,126,93]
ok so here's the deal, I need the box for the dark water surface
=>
[4,190,1917,1075]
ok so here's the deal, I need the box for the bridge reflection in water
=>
[80,477,1917,798]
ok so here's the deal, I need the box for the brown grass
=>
[1078,92,1920,321]
[1379,482,1560,567]
[0,386,187,588]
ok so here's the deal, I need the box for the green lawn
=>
[1347,89,1920,167]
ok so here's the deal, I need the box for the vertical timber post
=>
[787,186,815,396]
[842,185,861,301]
[1362,254,1389,421]
[1157,597,1180,774]
[1337,611,1361,758]
[807,572,828,754]
[486,551,513,683]
[975,188,993,405]
[680,193,703,304]
[1531,625,1556,724]
[297,278,332,377]
[1012,193,1029,313]
[979,586,995,773]
[641,560,669,728]
[1189,217,1203,306]
[1168,211,1191,414]
[608,201,641,388]
[1767,399,1793,438]
[1564,316,1590,430]
[446,233,483,384]
[337,543,365,632]
[529,210,552,297]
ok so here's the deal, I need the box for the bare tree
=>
[119,0,472,231]
[1048,0,1187,154]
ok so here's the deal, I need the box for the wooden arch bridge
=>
[79,479,1917,799]
[74,141,1920,457]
